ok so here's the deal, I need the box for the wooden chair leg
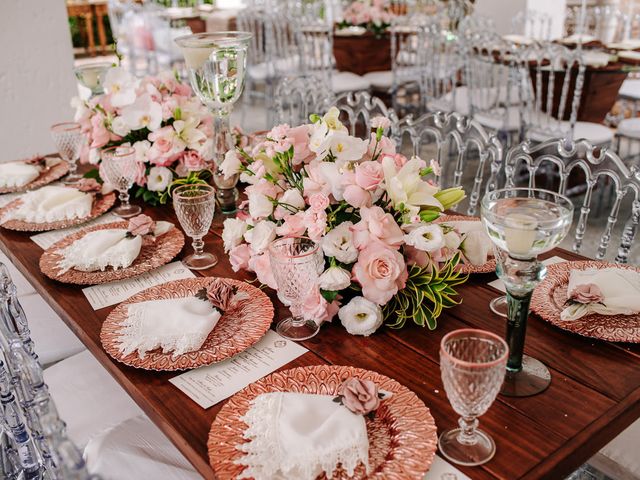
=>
[84,13,95,57]
[96,13,107,55]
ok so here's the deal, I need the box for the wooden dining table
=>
[0,184,639,480]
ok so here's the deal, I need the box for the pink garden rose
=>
[340,378,380,415]
[229,243,251,272]
[181,150,206,172]
[248,252,277,289]
[355,161,384,191]
[297,287,340,325]
[352,206,404,250]
[569,283,604,304]
[353,244,408,305]
[127,214,156,236]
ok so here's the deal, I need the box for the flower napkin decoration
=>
[195,278,248,314]
[76,178,102,193]
[127,214,155,237]
[334,377,388,419]
[565,283,605,307]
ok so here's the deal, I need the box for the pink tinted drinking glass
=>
[50,122,85,183]
[100,146,142,218]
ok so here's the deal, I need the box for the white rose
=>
[111,116,131,137]
[322,222,358,264]
[274,189,306,219]
[222,218,248,252]
[338,296,383,336]
[146,166,172,192]
[404,224,445,252]
[221,149,242,180]
[244,220,277,254]
[318,266,351,291]
[248,192,274,219]
[461,229,493,265]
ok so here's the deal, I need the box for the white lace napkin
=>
[442,220,493,265]
[561,268,640,321]
[561,33,597,44]
[0,162,41,188]
[2,186,92,224]
[116,296,221,359]
[237,392,369,480]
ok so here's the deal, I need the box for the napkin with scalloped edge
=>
[0,162,41,188]
[1,185,92,224]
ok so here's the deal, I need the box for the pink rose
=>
[133,161,147,187]
[343,184,371,208]
[289,125,313,164]
[248,252,277,289]
[297,287,339,325]
[127,214,155,236]
[308,193,330,212]
[229,244,251,272]
[352,206,404,250]
[340,378,380,415]
[181,151,206,172]
[355,161,383,191]
[353,244,407,305]
[569,283,604,304]
[76,178,102,193]
[276,212,307,237]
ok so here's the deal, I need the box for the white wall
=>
[474,0,567,38]
[0,1,77,161]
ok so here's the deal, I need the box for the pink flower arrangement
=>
[339,0,395,36]
[221,109,484,336]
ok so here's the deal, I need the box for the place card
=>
[0,193,21,208]
[170,330,308,409]
[424,455,472,480]
[488,255,567,293]
[30,212,119,249]
[82,261,195,310]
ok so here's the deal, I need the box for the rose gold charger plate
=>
[531,261,640,343]
[101,277,274,371]
[39,221,185,285]
[0,192,116,232]
[434,215,496,274]
[208,365,438,480]
[0,159,69,194]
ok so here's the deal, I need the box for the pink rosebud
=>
[569,283,604,304]
[340,377,380,415]
[127,214,155,236]
[76,178,102,193]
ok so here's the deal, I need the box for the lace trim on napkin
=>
[236,392,370,480]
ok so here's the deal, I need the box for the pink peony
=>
[229,243,251,272]
[248,252,277,289]
[340,377,380,415]
[352,206,404,250]
[352,244,408,305]
[354,161,384,191]
[297,287,340,325]
[569,283,604,304]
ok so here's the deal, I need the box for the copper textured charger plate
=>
[101,277,274,371]
[39,221,185,285]
[0,192,115,232]
[208,365,438,479]
[531,261,640,343]
[434,215,496,274]
[0,159,69,194]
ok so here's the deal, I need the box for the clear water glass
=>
[74,62,112,98]
[50,122,85,183]
[101,146,142,218]
[439,329,508,466]
[172,184,218,270]
[269,237,322,341]
[175,31,252,214]
[481,188,573,397]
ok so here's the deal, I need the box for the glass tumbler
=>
[50,122,85,183]
[101,146,142,218]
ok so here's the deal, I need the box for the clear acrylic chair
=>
[503,138,640,262]
[564,4,624,43]
[511,10,552,41]
[335,91,399,139]
[275,74,335,126]
[392,111,503,215]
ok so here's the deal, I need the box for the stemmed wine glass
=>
[481,188,573,397]
[172,184,218,270]
[269,237,322,341]
[50,122,85,184]
[74,62,113,98]
[175,31,252,215]
[439,329,508,466]
[100,146,142,218]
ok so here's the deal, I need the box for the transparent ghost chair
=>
[275,74,335,126]
[510,10,552,41]
[335,91,400,139]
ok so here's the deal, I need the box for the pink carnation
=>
[248,252,277,289]
[229,244,251,272]
[297,287,340,325]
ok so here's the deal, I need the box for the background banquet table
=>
[1,183,639,479]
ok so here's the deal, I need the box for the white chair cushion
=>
[363,70,392,90]
[0,250,35,296]
[20,293,85,366]
[429,86,471,115]
[44,350,144,448]
[84,415,202,480]
[617,117,640,139]
[589,418,640,480]
[619,79,640,100]
[332,72,370,93]
[474,106,521,131]
[528,121,613,145]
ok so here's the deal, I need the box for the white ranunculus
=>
[404,224,445,252]
[274,189,305,218]
[103,67,137,107]
[120,93,163,131]
[461,229,493,265]
[382,156,442,211]
[222,218,248,253]
[248,192,274,219]
[244,220,277,254]
[322,222,358,264]
[329,132,368,163]
[318,266,352,291]
[338,296,383,336]
[221,150,242,180]
[111,116,131,137]
[146,166,172,192]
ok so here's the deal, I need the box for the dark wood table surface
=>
[1,201,639,480]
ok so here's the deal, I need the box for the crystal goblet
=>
[172,184,218,270]
[100,146,142,218]
[269,237,322,341]
[74,62,113,98]
[481,188,573,397]
[175,31,252,215]
[50,122,85,184]
[439,329,508,466]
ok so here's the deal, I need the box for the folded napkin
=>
[0,162,41,188]
[561,268,640,321]
[608,39,640,50]
[2,186,92,224]
[582,51,612,67]
[561,34,597,44]
[502,34,533,45]
[237,392,369,480]
[443,220,493,266]
[116,296,221,359]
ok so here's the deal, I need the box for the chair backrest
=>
[511,10,552,41]
[565,4,624,43]
[504,138,640,262]
[0,264,97,480]
[275,75,335,126]
[294,23,334,85]
[393,111,503,216]
[335,92,399,139]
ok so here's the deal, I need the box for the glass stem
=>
[119,189,130,207]
[457,416,479,445]
[505,289,532,372]
[192,236,204,257]
[290,315,306,327]
[68,160,78,175]
[211,108,231,166]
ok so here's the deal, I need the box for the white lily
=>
[103,67,137,107]
[382,156,442,211]
[120,94,163,131]
[329,132,368,163]
[172,118,206,151]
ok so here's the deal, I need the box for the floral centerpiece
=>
[337,0,395,37]
[221,108,492,336]
[72,66,245,205]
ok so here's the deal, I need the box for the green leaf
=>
[83,168,100,180]
[320,289,339,303]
